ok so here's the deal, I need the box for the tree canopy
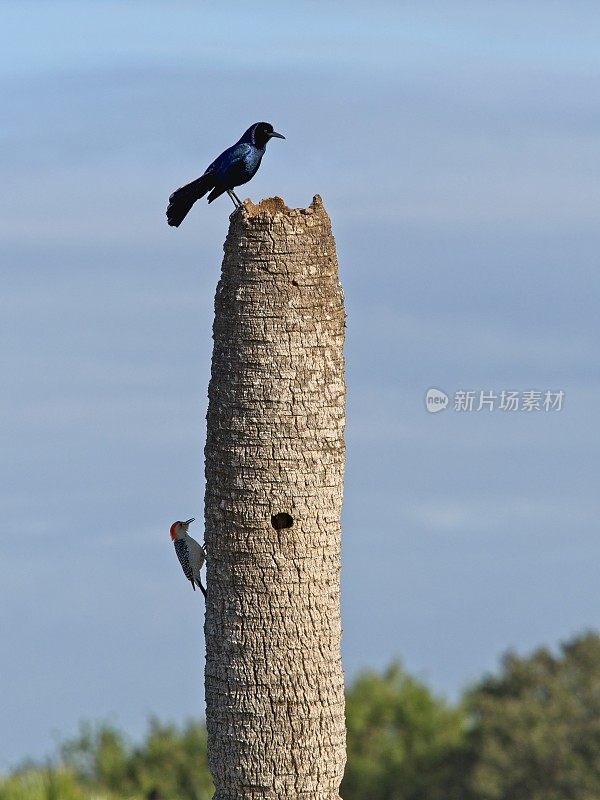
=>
[3,631,600,800]
[466,631,600,800]
[342,661,468,800]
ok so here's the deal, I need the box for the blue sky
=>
[2,0,600,768]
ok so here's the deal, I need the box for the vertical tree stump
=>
[204,195,346,800]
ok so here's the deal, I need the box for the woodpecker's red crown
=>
[169,518,195,540]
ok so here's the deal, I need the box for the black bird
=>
[166,121,285,226]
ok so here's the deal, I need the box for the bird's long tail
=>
[166,173,214,227]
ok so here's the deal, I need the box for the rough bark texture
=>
[204,195,346,800]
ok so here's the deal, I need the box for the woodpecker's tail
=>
[166,173,214,227]
[195,576,207,598]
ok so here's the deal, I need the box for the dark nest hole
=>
[271,512,294,530]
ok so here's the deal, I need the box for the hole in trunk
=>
[271,512,293,530]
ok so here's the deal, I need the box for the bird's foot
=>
[227,190,241,209]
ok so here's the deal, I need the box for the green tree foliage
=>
[59,719,213,800]
[0,764,88,800]
[342,661,469,800]
[466,631,600,800]
[0,719,214,800]
[4,633,600,800]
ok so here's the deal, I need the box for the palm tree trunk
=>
[204,195,346,800]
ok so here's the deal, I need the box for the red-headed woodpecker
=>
[170,518,206,598]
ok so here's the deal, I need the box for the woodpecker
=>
[170,518,206,598]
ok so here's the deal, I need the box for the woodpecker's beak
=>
[184,518,195,525]
[268,131,285,139]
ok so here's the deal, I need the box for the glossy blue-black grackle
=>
[166,121,285,226]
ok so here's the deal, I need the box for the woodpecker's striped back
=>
[174,538,195,587]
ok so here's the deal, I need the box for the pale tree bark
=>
[204,195,346,800]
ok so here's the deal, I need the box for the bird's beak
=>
[184,518,195,525]
[269,131,285,140]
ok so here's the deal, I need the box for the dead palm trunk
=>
[204,196,346,800]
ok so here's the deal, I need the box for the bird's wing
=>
[207,142,253,179]
[173,539,195,586]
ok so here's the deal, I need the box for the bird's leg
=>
[226,189,242,209]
